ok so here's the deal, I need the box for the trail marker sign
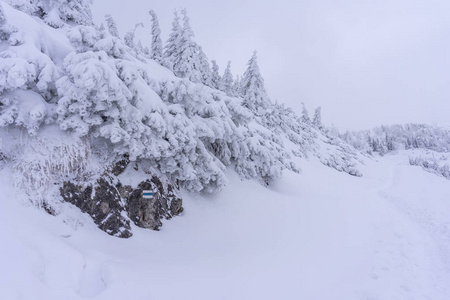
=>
[142,190,155,199]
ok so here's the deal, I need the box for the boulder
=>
[60,156,184,237]
[60,175,133,238]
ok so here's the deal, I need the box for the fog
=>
[92,0,450,130]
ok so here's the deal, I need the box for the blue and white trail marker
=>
[142,190,154,199]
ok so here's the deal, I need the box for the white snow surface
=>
[1,151,449,300]
[1,3,449,299]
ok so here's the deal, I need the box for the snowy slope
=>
[1,151,449,300]
[1,2,449,299]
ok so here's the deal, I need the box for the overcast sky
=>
[92,0,450,130]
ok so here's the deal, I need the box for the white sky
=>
[92,0,450,130]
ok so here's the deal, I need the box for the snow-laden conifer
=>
[300,103,310,124]
[104,14,119,38]
[196,46,213,87]
[219,61,234,96]
[1,0,372,196]
[56,25,233,191]
[0,6,60,135]
[312,106,322,129]
[211,60,221,89]
[233,75,241,97]
[124,22,144,50]
[241,51,270,114]
[164,9,214,85]
[0,3,5,23]
[155,80,237,191]
[163,10,182,70]
[5,0,93,28]
[50,0,93,27]
[342,124,450,155]
[149,10,163,64]
[171,9,201,81]
[56,50,132,139]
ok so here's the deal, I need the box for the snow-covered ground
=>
[1,150,449,300]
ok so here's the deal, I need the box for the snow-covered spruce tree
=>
[312,106,322,129]
[113,61,229,193]
[164,9,212,85]
[2,0,35,16]
[136,40,149,56]
[115,62,205,189]
[149,9,163,64]
[0,2,5,24]
[104,14,119,38]
[56,51,132,141]
[234,123,295,186]
[220,93,300,185]
[56,25,151,154]
[176,8,195,74]
[46,0,93,27]
[5,0,93,28]
[0,3,60,135]
[410,156,450,180]
[233,75,241,97]
[154,79,242,191]
[57,25,186,165]
[151,65,298,189]
[210,60,221,89]
[0,3,23,46]
[170,9,203,83]
[342,124,450,155]
[124,22,144,50]
[241,51,270,114]
[163,10,182,70]
[262,103,315,156]
[56,28,140,150]
[301,102,310,124]
[196,46,213,87]
[385,133,395,151]
[219,61,234,96]
[57,24,230,192]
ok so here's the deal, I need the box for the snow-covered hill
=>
[1,151,450,300]
[0,0,366,237]
[1,1,450,299]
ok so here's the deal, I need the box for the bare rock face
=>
[110,155,130,176]
[60,176,133,238]
[124,176,183,230]
[60,157,183,237]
